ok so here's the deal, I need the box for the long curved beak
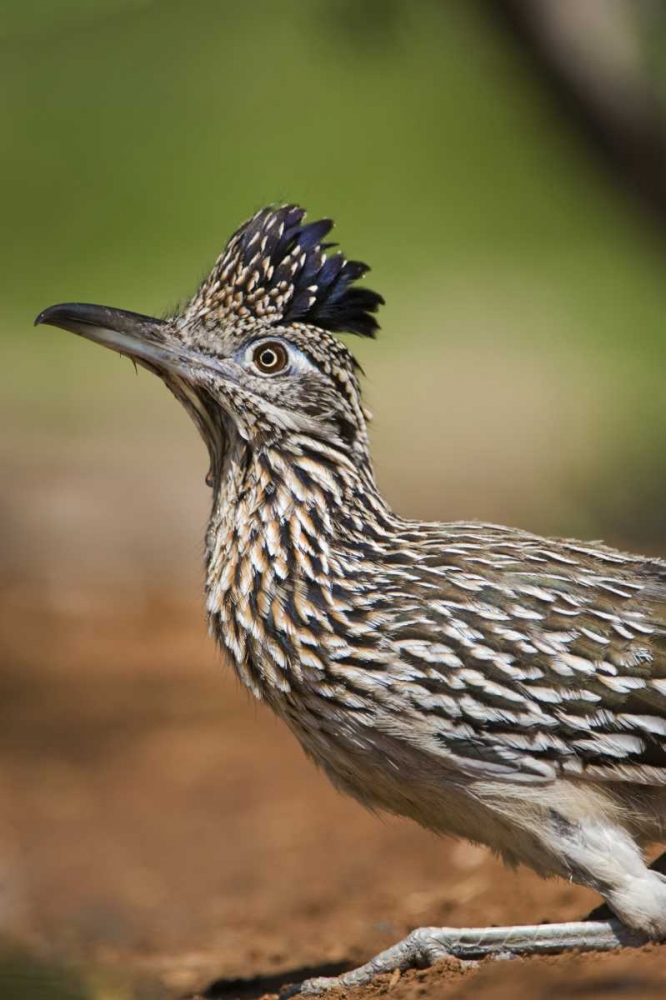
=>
[34,302,179,372]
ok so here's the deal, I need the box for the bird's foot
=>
[285,927,475,996]
[283,919,647,995]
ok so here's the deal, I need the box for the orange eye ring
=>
[252,341,289,375]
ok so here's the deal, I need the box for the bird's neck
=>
[205,431,386,574]
[204,431,391,698]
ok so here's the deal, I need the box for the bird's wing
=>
[371,523,666,785]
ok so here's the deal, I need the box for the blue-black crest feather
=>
[230,205,384,338]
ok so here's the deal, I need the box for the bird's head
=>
[36,205,384,484]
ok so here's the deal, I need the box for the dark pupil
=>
[261,349,277,368]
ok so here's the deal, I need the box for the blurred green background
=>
[4,0,666,596]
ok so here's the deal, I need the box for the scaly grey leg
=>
[288,920,646,995]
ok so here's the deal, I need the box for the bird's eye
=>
[252,341,289,375]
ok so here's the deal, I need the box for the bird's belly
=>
[279,700,503,845]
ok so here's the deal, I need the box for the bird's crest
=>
[188,205,384,338]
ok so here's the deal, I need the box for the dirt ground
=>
[1,587,665,1000]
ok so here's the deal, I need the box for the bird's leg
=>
[286,828,664,995]
[288,919,646,996]
[585,850,666,922]
[285,819,666,995]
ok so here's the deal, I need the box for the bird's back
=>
[362,521,666,787]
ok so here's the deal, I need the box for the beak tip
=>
[30,302,170,369]
[34,305,65,329]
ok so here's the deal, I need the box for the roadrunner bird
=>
[37,205,666,992]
